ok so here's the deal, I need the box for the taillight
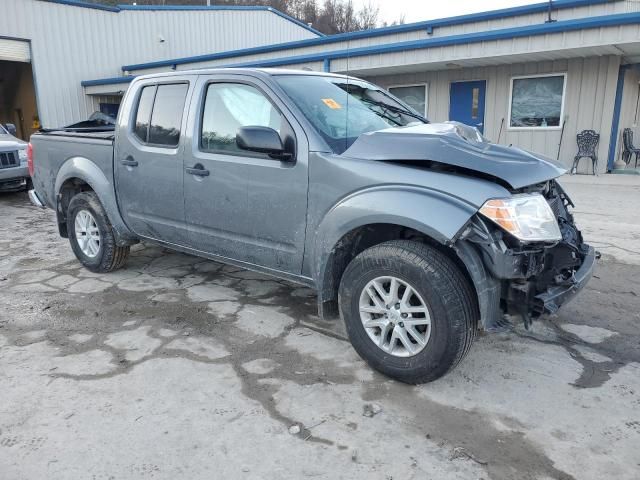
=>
[27,142,34,177]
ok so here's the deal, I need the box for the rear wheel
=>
[66,191,129,273]
[339,240,478,384]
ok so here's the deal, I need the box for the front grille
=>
[0,151,18,169]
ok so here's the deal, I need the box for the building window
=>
[388,84,428,117]
[509,74,566,128]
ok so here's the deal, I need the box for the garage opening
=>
[0,39,39,141]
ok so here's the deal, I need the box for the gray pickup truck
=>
[0,123,29,192]
[28,68,595,383]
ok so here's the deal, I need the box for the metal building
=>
[84,0,640,173]
[0,0,320,139]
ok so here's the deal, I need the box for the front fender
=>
[313,185,477,288]
[55,157,135,244]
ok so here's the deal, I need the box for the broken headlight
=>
[479,193,562,242]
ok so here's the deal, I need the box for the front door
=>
[449,80,486,133]
[182,75,309,275]
[115,79,192,245]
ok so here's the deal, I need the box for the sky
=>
[352,0,546,24]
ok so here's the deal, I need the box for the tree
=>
[75,0,380,34]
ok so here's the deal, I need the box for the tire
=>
[66,191,130,273]
[339,240,478,384]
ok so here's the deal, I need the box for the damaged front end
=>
[456,180,597,330]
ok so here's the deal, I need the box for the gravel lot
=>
[1,176,639,480]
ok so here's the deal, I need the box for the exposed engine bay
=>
[457,180,596,330]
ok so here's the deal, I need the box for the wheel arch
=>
[312,187,479,320]
[54,157,136,245]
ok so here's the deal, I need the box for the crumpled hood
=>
[342,122,566,189]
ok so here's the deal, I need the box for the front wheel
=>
[66,191,129,273]
[339,240,478,384]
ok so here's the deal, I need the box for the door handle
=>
[121,157,138,167]
[186,164,210,177]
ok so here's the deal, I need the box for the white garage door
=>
[0,38,30,63]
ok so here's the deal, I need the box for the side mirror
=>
[236,126,291,160]
[4,123,17,136]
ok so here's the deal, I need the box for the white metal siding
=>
[0,0,317,127]
[128,0,638,77]
[129,0,640,74]
[327,24,640,74]
[366,56,620,174]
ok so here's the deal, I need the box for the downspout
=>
[607,65,628,171]
[323,58,331,72]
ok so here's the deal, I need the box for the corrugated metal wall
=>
[328,24,638,74]
[0,0,317,127]
[366,55,620,173]
[129,0,634,75]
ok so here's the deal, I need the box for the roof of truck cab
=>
[81,68,359,89]
[133,68,353,82]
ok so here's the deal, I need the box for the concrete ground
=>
[1,175,639,480]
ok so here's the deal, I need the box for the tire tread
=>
[67,192,130,273]
[339,240,478,384]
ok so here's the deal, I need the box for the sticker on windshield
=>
[321,98,342,109]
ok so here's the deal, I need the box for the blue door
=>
[449,80,486,133]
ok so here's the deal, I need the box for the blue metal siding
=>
[81,76,135,87]
[219,13,640,67]
[608,65,629,170]
[1,0,319,128]
[607,64,640,170]
[122,0,614,72]
[41,1,323,36]
[41,0,119,13]
[87,11,640,87]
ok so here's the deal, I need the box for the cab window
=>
[200,83,282,154]
[132,83,188,147]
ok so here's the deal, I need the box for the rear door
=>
[115,77,192,245]
[182,74,309,275]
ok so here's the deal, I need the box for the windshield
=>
[275,75,427,154]
[0,125,7,135]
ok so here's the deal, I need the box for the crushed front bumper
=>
[534,245,596,314]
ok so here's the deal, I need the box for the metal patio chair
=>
[622,128,640,168]
[571,129,599,175]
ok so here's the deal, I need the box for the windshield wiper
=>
[360,97,427,123]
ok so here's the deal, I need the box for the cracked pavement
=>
[1,176,639,480]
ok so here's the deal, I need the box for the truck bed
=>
[30,129,115,210]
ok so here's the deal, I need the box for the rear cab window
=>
[132,83,189,147]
